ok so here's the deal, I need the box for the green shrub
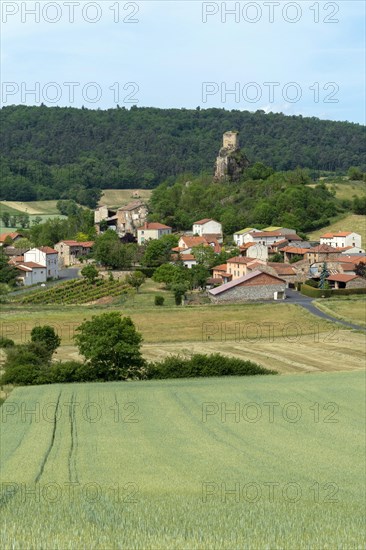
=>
[332,288,366,296]
[301,284,332,298]
[147,353,277,380]
[0,337,15,348]
[154,295,165,306]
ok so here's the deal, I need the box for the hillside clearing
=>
[100,189,152,208]
[0,372,364,549]
[308,213,366,244]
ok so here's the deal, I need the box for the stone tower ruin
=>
[214,131,249,182]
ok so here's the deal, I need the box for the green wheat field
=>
[1,371,365,549]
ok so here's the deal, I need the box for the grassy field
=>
[100,189,152,208]
[2,281,366,373]
[308,179,366,200]
[314,297,366,327]
[308,213,366,244]
[0,200,66,232]
[0,371,364,549]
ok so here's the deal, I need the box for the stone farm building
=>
[55,240,94,267]
[95,201,148,237]
[208,271,286,303]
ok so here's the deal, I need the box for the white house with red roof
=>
[192,219,222,241]
[320,231,361,249]
[24,247,59,279]
[137,222,172,245]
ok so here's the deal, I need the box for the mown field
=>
[100,189,152,208]
[0,371,364,549]
[2,285,366,373]
[308,213,366,245]
[314,297,366,327]
[0,200,67,232]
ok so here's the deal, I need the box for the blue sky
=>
[1,1,365,123]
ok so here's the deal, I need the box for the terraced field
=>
[1,372,364,548]
[100,189,152,208]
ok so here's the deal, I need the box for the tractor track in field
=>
[68,392,79,483]
[35,390,62,484]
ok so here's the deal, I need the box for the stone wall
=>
[209,282,286,303]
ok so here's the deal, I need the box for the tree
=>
[74,313,145,380]
[348,166,363,181]
[31,325,61,360]
[14,237,33,250]
[93,230,136,269]
[142,234,179,267]
[319,262,330,290]
[126,270,146,292]
[18,213,30,229]
[81,264,99,283]
[190,264,210,289]
[191,244,217,269]
[0,252,18,286]
[355,261,366,279]
[171,282,189,306]
[153,263,179,286]
[1,212,10,227]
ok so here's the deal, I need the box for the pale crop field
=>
[2,300,366,373]
[0,372,364,549]
[100,189,152,208]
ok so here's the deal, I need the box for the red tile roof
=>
[212,263,228,272]
[37,246,58,254]
[306,245,341,253]
[283,246,310,254]
[0,232,22,243]
[267,263,296,275]
[321,232,353,238]
[209,270,285,295]
[180,236,207,248]
[193,218,213,225]
[227,256,256,265]
[20,261,45,269]
[327,274,358,282]
[139,222,172,230]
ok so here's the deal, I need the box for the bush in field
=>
[81,264,99,283]
[154,295,165,306]
[126,270,146,292]
[31,325,61,359]
[147,353,277,379]
[0,336,15,348]
[171,282,188,305]
[74,312,145,381]
[0,342,51,385]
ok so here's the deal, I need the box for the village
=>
[1,211,365,302]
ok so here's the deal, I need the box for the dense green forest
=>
[149,169,348,234]
[0,105,365,206]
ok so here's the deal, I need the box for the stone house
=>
[239,242,268,261]
[326,274,366,289]
[283,246,312,263]
[95,201,148,237]
[208,270,286,303]
[305,245,344,264]
[254,262,297,288]
[137,222,172,245]
[55,240,94,267]
[0,232,23,246]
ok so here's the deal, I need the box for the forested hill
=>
[0,105,364,204]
